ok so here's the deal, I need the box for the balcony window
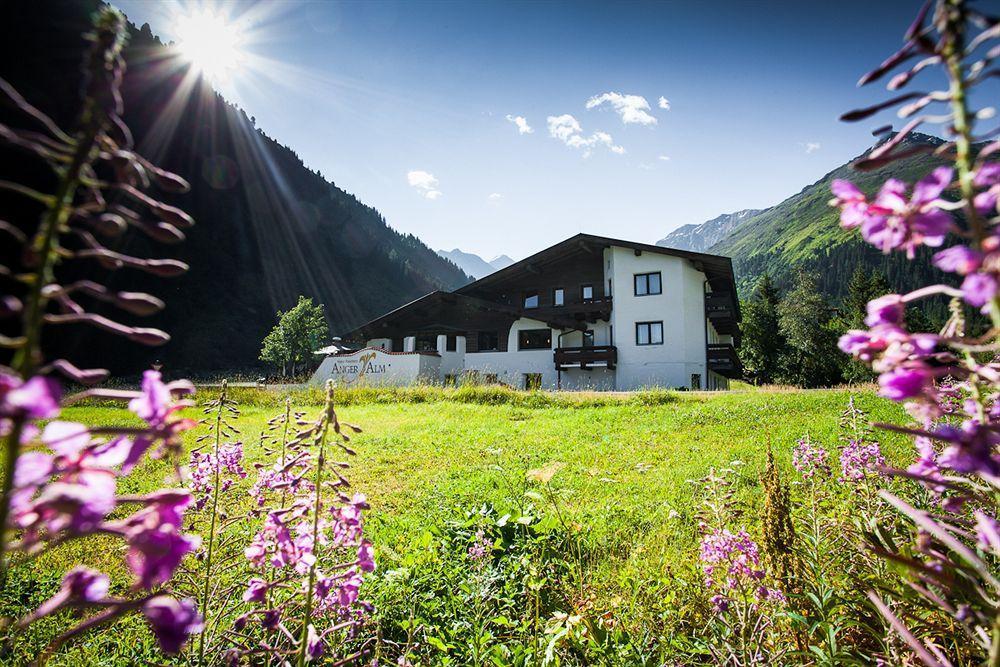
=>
[553,287,564,306]
[524,290,539,309]
[477,331,499,351]
[634,271,662,296]
[635,321,664,346]
[518,328,552,350]
[581,284,594,302]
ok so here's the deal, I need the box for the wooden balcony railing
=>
[707,342,741,378]
[554,345,617,370]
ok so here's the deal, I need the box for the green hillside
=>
[711,134,954,310]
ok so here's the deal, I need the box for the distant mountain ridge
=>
[437,249,515,279]
[657,209,763,252]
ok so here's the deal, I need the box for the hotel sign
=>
[326,349,392,385]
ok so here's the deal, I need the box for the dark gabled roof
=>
[340,234,741,341]
[340,290,584,341]
[457,233,741,318]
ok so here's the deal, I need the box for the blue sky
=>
[113,0,957,260]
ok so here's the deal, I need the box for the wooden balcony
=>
[554,345,617,370]
[707,343,741,378]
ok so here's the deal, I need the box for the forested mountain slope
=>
[0,1,470,373]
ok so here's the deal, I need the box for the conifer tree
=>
[739,274,784,385]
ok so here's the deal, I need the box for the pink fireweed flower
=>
[113,492,199,589]
[468,528,490,561]
[933,245,983,275]
[907,437,948,495]
[832,169,954,257]
[358,539,376,573]
[961,273,998,309]
[142,596,203,654]
[879,365,936,402]
[0,373,61,421]
[698,528,782,608]
[839,439,886,482]
[975,511,1000,555]
[934,421,1000,477]
[792,437,830,479]
[306,624,324,661]
[865,294,905,327]
[123,370,196,472]
[243,578,268,603]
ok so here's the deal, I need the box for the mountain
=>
[437,249,496,280]
[706,133,953,309]
[490,255,515,270]
[0,1,470,374]
[657,209,762,252]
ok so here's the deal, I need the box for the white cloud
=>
[488,192,502,204]
[801,141,821,154]
[585,92,657,126]
[505,114,533,135]
[547,114,625,156]
[658,96,671,110]
[407,170,442,199]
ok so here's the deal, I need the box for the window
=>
[635,321,664,346]
[524,290,539,309]
[518,328,552,350]
[446,335,457,352]
[582,330,594,347]
[634,272,662,296]
[477,331,499,351]
[524,373,543,390]
[581,284,594,301]
[553,288,564,306]
[415,335,437,351]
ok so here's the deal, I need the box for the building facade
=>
[312,234,741,391]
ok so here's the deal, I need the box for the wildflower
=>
[792,436,829,479]
[831,169,953,257]
[699,528,782,608]
[933,245,982,275]
[879,366,936,402]
[865,294,905,327]
[0,374,61,420]
[468,528,489,561]
[962,273,998,308]
[839,439,885,482]
[975,511,1000,555]
[358,539,376,573]
[306,624,324,661]
[934,422,1000,477]
[142,596,203,654]
[243,578,268,603]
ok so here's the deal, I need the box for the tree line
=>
[738,268,938,388]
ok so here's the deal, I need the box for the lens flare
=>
[175,10,245,82]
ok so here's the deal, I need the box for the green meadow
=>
[3,386,911,665]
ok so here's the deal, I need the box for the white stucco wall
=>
[606,246,708,390]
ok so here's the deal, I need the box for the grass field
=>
[2,385,912,664]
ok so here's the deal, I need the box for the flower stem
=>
[942,0,1000,330]
[197,381,228,662]
[0,92,104,597]
[296,382,334,667]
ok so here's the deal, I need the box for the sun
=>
[175,10,245,82]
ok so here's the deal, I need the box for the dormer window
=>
[581,284,594,302]
[524,290,539,309]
